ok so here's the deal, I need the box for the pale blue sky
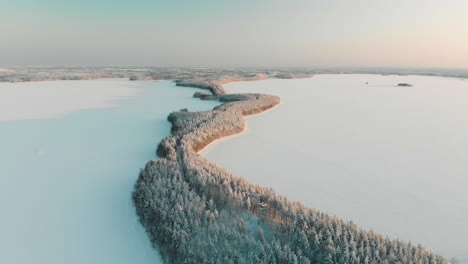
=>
[1,0,467,67]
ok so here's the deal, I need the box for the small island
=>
[398,83,413,87]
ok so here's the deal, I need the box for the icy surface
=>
[0,79,219,264]
[204,74,468,261]
[0,79,141,121]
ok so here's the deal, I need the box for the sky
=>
[1,0,468,68]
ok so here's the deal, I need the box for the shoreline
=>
[197,101,283,156]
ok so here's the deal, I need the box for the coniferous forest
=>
[133,79,450,264]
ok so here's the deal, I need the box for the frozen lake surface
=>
[0,79,141,121]
[0,79,219,264]
[204,74,468,262]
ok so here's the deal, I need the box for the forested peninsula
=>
[132,75,451,264]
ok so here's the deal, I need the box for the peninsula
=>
[132,76,450,263]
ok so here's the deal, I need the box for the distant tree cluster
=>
[175,74,271,95]
[175,79,226,95]
[2,66,468,84]
[133,88,450,264]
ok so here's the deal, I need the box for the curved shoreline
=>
[133,78,451,263]
[198,102,283,156]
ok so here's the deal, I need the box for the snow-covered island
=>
[133,74,452,263]
[398,83,413,86]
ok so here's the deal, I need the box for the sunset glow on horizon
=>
[1,0,467,68]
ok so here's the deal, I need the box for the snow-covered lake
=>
[203,74,468,262]
[0,79,219,264]
[0,79,141,121]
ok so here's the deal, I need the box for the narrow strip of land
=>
[133,76,450,263]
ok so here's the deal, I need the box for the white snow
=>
[203,74,468,261]
[0,79,220,264]
[0,79,140,121]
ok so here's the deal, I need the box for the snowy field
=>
[0,79,219,264]
[0,79,141,121]
[204,74,468,262]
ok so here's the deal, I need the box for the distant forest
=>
[1,66,466,83]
